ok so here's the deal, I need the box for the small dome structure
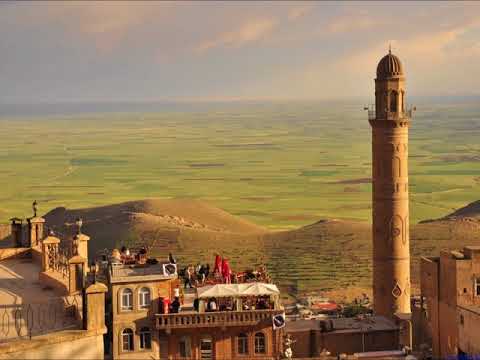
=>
[376,50,403,79]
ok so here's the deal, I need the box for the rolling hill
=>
[41,198,480,301]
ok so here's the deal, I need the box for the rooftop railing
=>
[0,296,82,342]
[156,309,283,330]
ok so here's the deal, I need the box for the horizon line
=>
[2,93,480,106]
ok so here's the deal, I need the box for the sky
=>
[1,1,480,104]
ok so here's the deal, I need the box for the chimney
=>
[10,218,23,247]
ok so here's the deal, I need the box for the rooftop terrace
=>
[286,316,398,334]
[108,262,176,283]
[0,258,58,305]
[0,256,81,342]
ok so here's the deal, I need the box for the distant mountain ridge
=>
[444,200,480,219]
[419,200,480,224]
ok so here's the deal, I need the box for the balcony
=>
[156,309,283,330]
[364,106,415,121]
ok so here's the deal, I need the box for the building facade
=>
[287,317,400,358]
[106,261,179,359]
[0,209,107,360]
[103,253,284,360]
[420,246,480,358]
[156,316,282,359]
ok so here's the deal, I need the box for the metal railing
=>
[56,247,71,279]
[156,309,283,329]
[0,296,82,342]
[364,105,415,121]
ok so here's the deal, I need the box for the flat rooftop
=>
[109,262,176,283]
[0,257,81,342]
[286,316,398,334]
[0,258,58,305]
[458,304,480,315]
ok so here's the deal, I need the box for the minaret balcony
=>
[365,108,415,121]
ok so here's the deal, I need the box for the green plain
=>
[1,100,479,228]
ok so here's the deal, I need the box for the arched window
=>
[179,336,192,358]
[121,288,133,311]
[237,333,248,355]
[254,332,266,354]
[139,327,152,350]
[121,328,134,351]
[139,287,151,309]
[390,91,397,112]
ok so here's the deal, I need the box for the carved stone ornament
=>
[392,281,402,298]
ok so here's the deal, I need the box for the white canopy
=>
[196,282,280,299]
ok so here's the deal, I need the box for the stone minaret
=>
[369,50,411,318]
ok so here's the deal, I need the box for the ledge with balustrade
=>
[156,309,284,330]
[363,105,415,122]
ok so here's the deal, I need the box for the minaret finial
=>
[389,43,391,54]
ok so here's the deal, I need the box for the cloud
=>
[255,8,480,99]
[195,18,278,53]
[29,2,173,53]
[326,14,379,34]
[337,17,480,74]
[287,4,314,21]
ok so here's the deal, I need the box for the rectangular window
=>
[122,330,134,351]
[200,338,213,359]
[121,289,133,311]
[237,335,248,355]
[140,329,152,350]
[179,336,192,358]
[254,333,266,354]
[476,278,480,296]
[139,289,151,309]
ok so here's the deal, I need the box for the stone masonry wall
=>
[0,224,11,241]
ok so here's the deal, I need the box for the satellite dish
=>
[163,263,177,276]
[273,313,286,330]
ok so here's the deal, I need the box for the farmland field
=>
[1,98,480,228]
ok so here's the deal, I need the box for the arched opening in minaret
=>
[390,91,398,112]
[392,156,401,178]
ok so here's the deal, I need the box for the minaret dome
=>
[376,51,404,79]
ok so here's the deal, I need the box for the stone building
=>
[1,206,285,360]
[105,257,178,359]
[0,209,107,360]
[155,282,284,359]
[102,249,285,359]
[287,316,400,358]
[419,246,480,358]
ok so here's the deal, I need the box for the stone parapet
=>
[68,255,87,295]
[84,282,108,331]
[41,235,61,272]
[0,328,106,359]
[38,271,69,296]
[0,247,30,261]
[73,233,90,264]
[27,217,45,248]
